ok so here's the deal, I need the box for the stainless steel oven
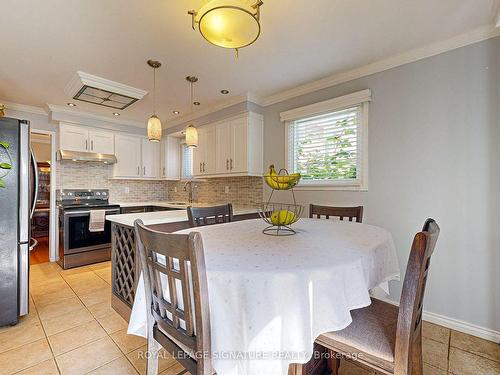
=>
[57,189,120,269]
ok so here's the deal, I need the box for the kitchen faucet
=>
[183,180,197,203]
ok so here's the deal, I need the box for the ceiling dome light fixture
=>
[188,0,264,57]
[146,60,162,142]
[185,76,199,148]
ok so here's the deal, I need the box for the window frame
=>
[180,143,193,180]
[282,89,371,191]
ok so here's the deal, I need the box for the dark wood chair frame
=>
[309,204,364,223]
[134,219,213,375]
[313,219,440,375]
[187,203,233,228]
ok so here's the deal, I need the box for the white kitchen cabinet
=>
[113,134,142,178]
[161,136,181,180]
[212,112,263,177]
[88,129,114,154]
[193,125,216,176]
[215,122,231,174]
[59,123,114,155]
[59,123,89,152]
[141,138,160,178]
[230,116,248,173]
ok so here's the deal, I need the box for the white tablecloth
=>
[128,218,399,375]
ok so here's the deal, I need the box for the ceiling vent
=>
[65,71,148,110]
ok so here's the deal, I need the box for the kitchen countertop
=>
[106,206,259,227]
[109,201,190,209]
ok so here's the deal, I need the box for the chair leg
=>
[411,336,423,375]
[328,351,341,375]
[146,334,161,375]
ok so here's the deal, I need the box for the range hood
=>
[56,150,117,164]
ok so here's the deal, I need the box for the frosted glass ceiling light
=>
[189,0,263,57]
[147,60,162,142]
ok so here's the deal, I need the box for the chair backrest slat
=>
[309,204,364,223]
[188,203,233,228]
[394,218,440,374]
[134,219,212,374]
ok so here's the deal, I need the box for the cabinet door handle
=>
[143,166,146,175]
[226,159,229,170]
[199,162,202,173]
[137,166,140,175]
[230,158,233,170]
[91,140,94,151]
[203,162,206,172]
[85,140,88,151]
[163,167,165,176]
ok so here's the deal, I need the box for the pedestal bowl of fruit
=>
[259,165,304,236]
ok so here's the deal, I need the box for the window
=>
[181,144,193,179]
[282,90,370,190]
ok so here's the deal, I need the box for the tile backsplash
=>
[168,176,263,207]
[56,161,263,206]
[56,161,168,202]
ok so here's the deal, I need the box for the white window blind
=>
[181,145,193,179]
[287,105,364,186]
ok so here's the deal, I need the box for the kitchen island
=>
[106,205,260,320]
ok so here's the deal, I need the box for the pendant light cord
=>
[153,67,156,116]
[190,80,194,111]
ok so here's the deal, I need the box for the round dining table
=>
[128,218,400,375]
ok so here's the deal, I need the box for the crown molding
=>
[64,71,148,100]
[47,103,145,128]
[0,100,48,115]
[163,92,262,128]
[262,24,500,106]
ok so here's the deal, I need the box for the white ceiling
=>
[0,0,497,127]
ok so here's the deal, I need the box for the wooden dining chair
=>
[313,218,440,375]
[134,219,214,375]
[309,204,364,223]
[187,203,233,228]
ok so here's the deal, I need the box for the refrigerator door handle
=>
[18,243,29,316]
[30,149,39,219]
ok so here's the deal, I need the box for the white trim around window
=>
[282,89,371,191]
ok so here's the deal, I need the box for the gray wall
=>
[263,37,500,332]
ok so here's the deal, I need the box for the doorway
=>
[30,132,52,264]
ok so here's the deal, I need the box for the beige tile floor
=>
[0,261,499,375]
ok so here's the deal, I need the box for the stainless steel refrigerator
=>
[0,117,38,326]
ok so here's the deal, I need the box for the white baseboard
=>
[423,310,500,343]
[378,297,500,343]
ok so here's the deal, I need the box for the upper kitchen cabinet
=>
[161,136,181,180]
[141,138,160,178]
[213,112,263,177]
[88,129,114,154]
[114,134,142,178]
[59,123,114,154]
[59,123,89,152]
[193,125,216,177]
[113,135,160,179]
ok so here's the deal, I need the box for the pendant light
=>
[147,60,162,142]
[185,76,199,148]
[188,0,264,57]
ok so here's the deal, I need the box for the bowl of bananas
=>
[259,202,304,236]
[264,165,301,190]
[260,165,303,235]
